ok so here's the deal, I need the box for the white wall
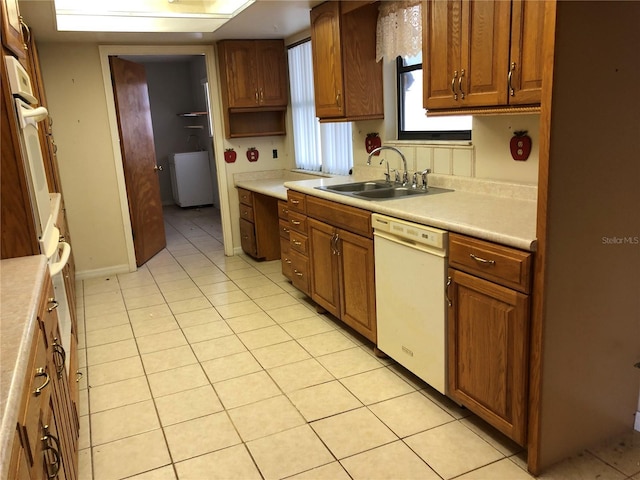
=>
[38,43,130,277]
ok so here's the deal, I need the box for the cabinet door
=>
[508,0,545,104]
[255,40,288,107]
[310,1,344,118]
[447,268,529,445]
[240,218,258,258]
[219,41,259,108]
[337,228,376,342]
[1,0,27,60]
[308,218,340,317]
[459,0,511,107]
[424,0,463,110]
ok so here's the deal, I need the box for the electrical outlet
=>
[272,149,278,159]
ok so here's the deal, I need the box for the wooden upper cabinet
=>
[255,41,289,107]
[310,1,383,121]
[424,0,544,112]
[508,0,545,105]
[218,39,287,109]
[1,0,28,62]
[217,39,288,137]
[310,2,344,118]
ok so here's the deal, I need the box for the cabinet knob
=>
[154,165,163,171]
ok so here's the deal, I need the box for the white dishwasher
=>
[372,213,448,394]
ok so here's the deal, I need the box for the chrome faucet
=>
[367,146,408,186]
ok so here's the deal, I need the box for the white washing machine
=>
[168,151,214,207]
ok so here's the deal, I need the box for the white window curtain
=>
[288,41,353,175]
[376,0,422,62]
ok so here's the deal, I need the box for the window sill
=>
[388,139,473,148]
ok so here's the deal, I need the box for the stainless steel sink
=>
[315,182,452,201]
[322,181,392,192]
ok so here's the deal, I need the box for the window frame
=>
[396,56,472,141]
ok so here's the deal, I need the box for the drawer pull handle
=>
[283,227,290,233]
[291,199,300,205]
[292,239,302,246]
[294,270,303,277]
[47,299,59,312]
[284,258,292,265]
[34,367,50,396]
[470,253,496,265]
[41,425,61,478]
[446,276,452,307]
[76,370,84,382]
[53,339,66,378]
[242,235,249,240]
[291,219,301,226]
[282,208,289,214]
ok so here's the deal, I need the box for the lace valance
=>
[375,0,423,62]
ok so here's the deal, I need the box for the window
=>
[288,41,353,175]
[397,54,472,141]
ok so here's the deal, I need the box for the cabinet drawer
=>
[280,237,292,279]
[289,230,308,255]
[288,211,307,234]
[449,233,532,293]
[238,188,253,206]
[306,195,372,238]
[290,250,310,295]
[278,200,289,220]
[239,203,254,223]
[287,190,306,213]
[279,219,290,239]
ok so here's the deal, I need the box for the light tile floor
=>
[75,205,640,480]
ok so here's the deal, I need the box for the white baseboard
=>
[635,411,640,432]
[75,264,131,281]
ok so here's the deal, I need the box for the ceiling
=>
[18,0,324,45]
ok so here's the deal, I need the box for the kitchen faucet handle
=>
[412,172,419,189]
[390,168,400,184]
[421,169,431,190]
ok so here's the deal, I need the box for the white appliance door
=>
[15,98,51,236]
[374,233,447,393]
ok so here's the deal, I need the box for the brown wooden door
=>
[256,40,288,107]
[219,41,259,108]
[459,0,511,107]
[308,218,340,317]
[310,1,344,118]
[508,0,545,104]
[447,268,529,445]
[337,228,376,342]
[424,0,463,110]
[110,57,166,266]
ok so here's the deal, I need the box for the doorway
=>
[99,45,234,272]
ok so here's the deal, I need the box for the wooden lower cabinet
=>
[308,217,376,343]
[9,274,78,480]
[237,188,280,261]
[447,267,530,446]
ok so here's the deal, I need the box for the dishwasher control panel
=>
[372,214,447,250]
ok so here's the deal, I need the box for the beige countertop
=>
[0,255,48,480]
[236,171,537,251]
